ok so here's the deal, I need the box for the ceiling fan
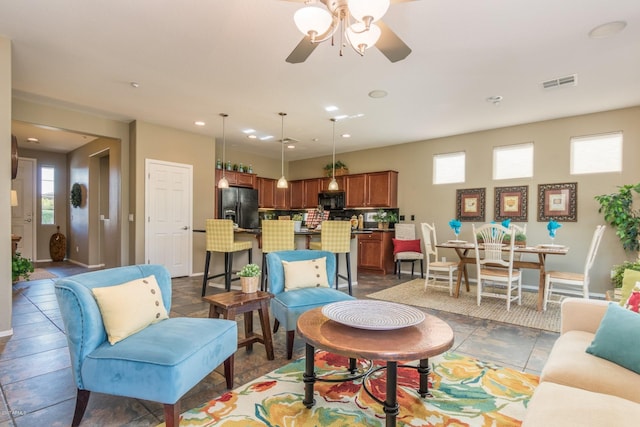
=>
[284,0,416,64]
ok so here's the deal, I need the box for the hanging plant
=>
[71,183,82,208]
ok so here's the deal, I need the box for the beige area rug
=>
[367,279,561,332]
[27,268,58,281]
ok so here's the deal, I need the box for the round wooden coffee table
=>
[297,306,454,427]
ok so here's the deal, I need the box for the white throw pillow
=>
[92,275,169,344]
[282,257,330,291]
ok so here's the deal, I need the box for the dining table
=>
[436,241,570,311]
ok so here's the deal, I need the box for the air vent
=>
[542,74,577,90]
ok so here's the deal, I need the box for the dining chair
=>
[393,223,425,279]
[473,223,522,310]
[421,222,458,295]
[55,265,237,427]
[308,220,354,295]
[543,225,606,310]
[260,220,295,291]
[266,250,354,359]
[202,219,253,296]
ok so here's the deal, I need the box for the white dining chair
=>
[543,225,606,310]
[393,223,424,279]
[421,223,458,295]
[473,223,522,311]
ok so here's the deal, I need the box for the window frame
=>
[492,142,534,180]
[433,151,466,185]
[570,131,622,175]
[41,165,55,225]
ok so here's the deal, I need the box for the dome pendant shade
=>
[348,0,390,24]
[328,178,339,191]
[346,23,381,54]
[218,176,229,189]
[294,6,333,40]
[277,176,288,189]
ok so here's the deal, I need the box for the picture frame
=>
[456,188,486,222]
[494,185,528,221]
[538,182,578,222]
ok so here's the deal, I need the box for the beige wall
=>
[290,106,640,295]
[1,37,13,335]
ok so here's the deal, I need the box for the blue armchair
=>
[266,250,355,359]
[55,265,238,427]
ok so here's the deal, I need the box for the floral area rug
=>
[169,351,538,427]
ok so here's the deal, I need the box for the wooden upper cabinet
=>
[289,180,305,209]
[290,178,322,209]
[215,169,256,189]
[257,177,276,208]
[274,186,289,209]
[345,171,398,208]
[366,171,398,207]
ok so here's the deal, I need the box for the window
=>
[570,132,622,174]
[493,142,533,180]
[433,151,465,184]
[41,166,55,225]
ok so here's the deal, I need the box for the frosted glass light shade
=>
[294,6,332,38]
[346,23,381,53]
[218,176,229,189]
[277,176,288,189]
[328,178,339,191]
[348,0,389,23]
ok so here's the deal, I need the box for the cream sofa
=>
[523,298,640,426]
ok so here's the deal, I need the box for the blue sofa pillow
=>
[586,302,640,374]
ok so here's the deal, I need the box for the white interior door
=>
[145,159,192,277]
[11,158,36,261]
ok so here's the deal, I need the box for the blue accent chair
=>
[54,265,238,427]
[266,250,355,359]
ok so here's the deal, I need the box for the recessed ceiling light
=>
[247,134,257,139]
[194,121,206,126]
[27,137,39,142]
[260,135,273,141]
[242,129,256,134]
[368,90,388,98]
[588,21,627,38]
[341,133,351,138]
[130,82,140,88]
[325,105,339,112]
[486,95,503,104]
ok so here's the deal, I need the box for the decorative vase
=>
[49,226,66,261]
[240,276,260,293]
[378,222,389,230]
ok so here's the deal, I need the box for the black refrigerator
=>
[218,187,259,229]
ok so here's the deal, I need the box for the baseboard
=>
[0,328,14,338]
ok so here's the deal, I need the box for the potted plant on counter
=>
[291,213,304,232]
[237,263,261,294]
[372,210,398,230]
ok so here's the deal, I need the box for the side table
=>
[203,290,275,360]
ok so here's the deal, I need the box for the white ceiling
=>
[3,0,640,159]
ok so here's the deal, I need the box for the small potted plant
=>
[372,210,398,230]
[237,263,261,293]
[291,213,304,232]
[12,252,35,283]
[323,160,348,177]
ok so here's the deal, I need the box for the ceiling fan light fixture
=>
[294,6,333,41]
[346,22,381,54]
[348,0,389,27]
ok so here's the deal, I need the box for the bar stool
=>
[202,219,253,296]
[309,220,353,295]
[260,220,295,291]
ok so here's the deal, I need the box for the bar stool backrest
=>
[262,220,295,253]
[206,219,235,252]
[320,221,352,254]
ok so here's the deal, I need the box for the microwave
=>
[318,191,345,210]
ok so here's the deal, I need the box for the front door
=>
[145,159,193,277]
[11,158,36,261]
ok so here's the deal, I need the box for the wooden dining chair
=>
[421,223,458,295]
[472,223,522,311]
[543,225,606,310]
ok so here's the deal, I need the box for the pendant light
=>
[217,113,229,189]
[277,112,288,189]
[327,118,339,191]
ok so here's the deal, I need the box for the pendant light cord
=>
[221,113,228,177]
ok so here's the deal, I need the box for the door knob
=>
[182,226,189,230]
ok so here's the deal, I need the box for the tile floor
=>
[0,262,559,426]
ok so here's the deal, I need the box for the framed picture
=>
[494,186,528,221]
[456,188,486,222]
[538,182,578,222]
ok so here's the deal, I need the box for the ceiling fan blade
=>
[286,36,319,64]
[376,20,412,63]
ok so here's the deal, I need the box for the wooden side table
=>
[203,291,275,360]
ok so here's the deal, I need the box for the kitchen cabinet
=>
[274,186,289,209]
[345,170,398,208]
[289,178,322,209]
[257,177,275,208]
[357,231,395,274]
[215,169,256,189]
